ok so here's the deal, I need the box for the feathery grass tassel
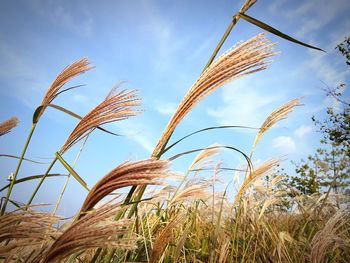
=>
[0,117,20,136]
[153,33,276,158]
[1,59,92,215]
[25,85,142,209]
[42,201,136,263]
[79,158,170,216]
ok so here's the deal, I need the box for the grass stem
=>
[25,156,58,210]
[1,123,36,215]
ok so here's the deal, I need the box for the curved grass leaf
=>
[52,84,85,100]
[190,167,247,172]
[161,125,258,155]
[48,104,121,137]
[0,154,48,164]
[0,173,65,192]
[55,152,89,191]
[168,145,252,173]
[238,13,325,52]
[0,197,22,209]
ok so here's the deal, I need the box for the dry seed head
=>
[169,183,210,207]
[0,209,60,261]
[150,214,185,263]
[251,98,301,154]
[189,143,220,171]
[60,86,141,154]
[233,159,280,206]
[240,0,257,13]
[42,201,136,263]
[311,209,350,263]
[41,58,92,107]
[80,158,171,213]
[0,117,20,136]
[153,33,276,157]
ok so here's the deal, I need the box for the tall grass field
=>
[0,0,349,262]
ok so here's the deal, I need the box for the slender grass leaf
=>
[0,197,23,209]
[0,154,48,164]
[48,104,82,119]
[190,167,246,172]
[168,145,252,173]
[161,125,258,155]
[48,104,121,136]
[52,84,85,100]
[55,152,89,191]
[238,13,325,52]
[0,173,65,192]
[32,105,44,124]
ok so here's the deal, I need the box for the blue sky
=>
[0,0,349,216]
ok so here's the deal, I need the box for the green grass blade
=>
[0,173,65,192]
[161,125,258,155]
[0,154,48,164]
[0,197,23,209]
[52,84,85,100]
[238,13,325,52]
[48,104,121,136]
[168,145,252,172]
[55,152,89,191]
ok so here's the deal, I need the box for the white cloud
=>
[137,1,188,71]
[278,0,350,39]
[116,120,154,153]
[154,101,178,115]
[207,78,281,127]
[31,0,94,37]
[294,125,313,139]
[273,136,296,152]
[307,52,349,86]
[72,94,88,104]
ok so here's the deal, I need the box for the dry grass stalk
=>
[40,58,92,107]
[241,0,257,12]
[149,214,184,263]
[0,117,19,136]
[42,201,136,263]
[233,159,280,207]
[0,209,60,261]
[310,209,350,263]
[60,86,141,153]
[251,98,301,154]
[80,158,171,213]
[153,33,276,157]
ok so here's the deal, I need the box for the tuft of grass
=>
[0,117,20,136]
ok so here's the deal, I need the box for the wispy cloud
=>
[276,0,350,39]
[273,136,296,153]
[207,78,282,127]
[116,119,155,153]
[294,125,313,139]
[30,0,94,37]
[0,42,45,107]
[154,101,178,116]
[137,1,188,71]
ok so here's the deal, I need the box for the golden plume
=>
[80,158,170,213]
[42,201,136,263]
[0,117,19,136]
[153,33,276,157]
[60,85,141,154]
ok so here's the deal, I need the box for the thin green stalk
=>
[1,123,37,215]
[25,156,58,210]
[52,135,89,215]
